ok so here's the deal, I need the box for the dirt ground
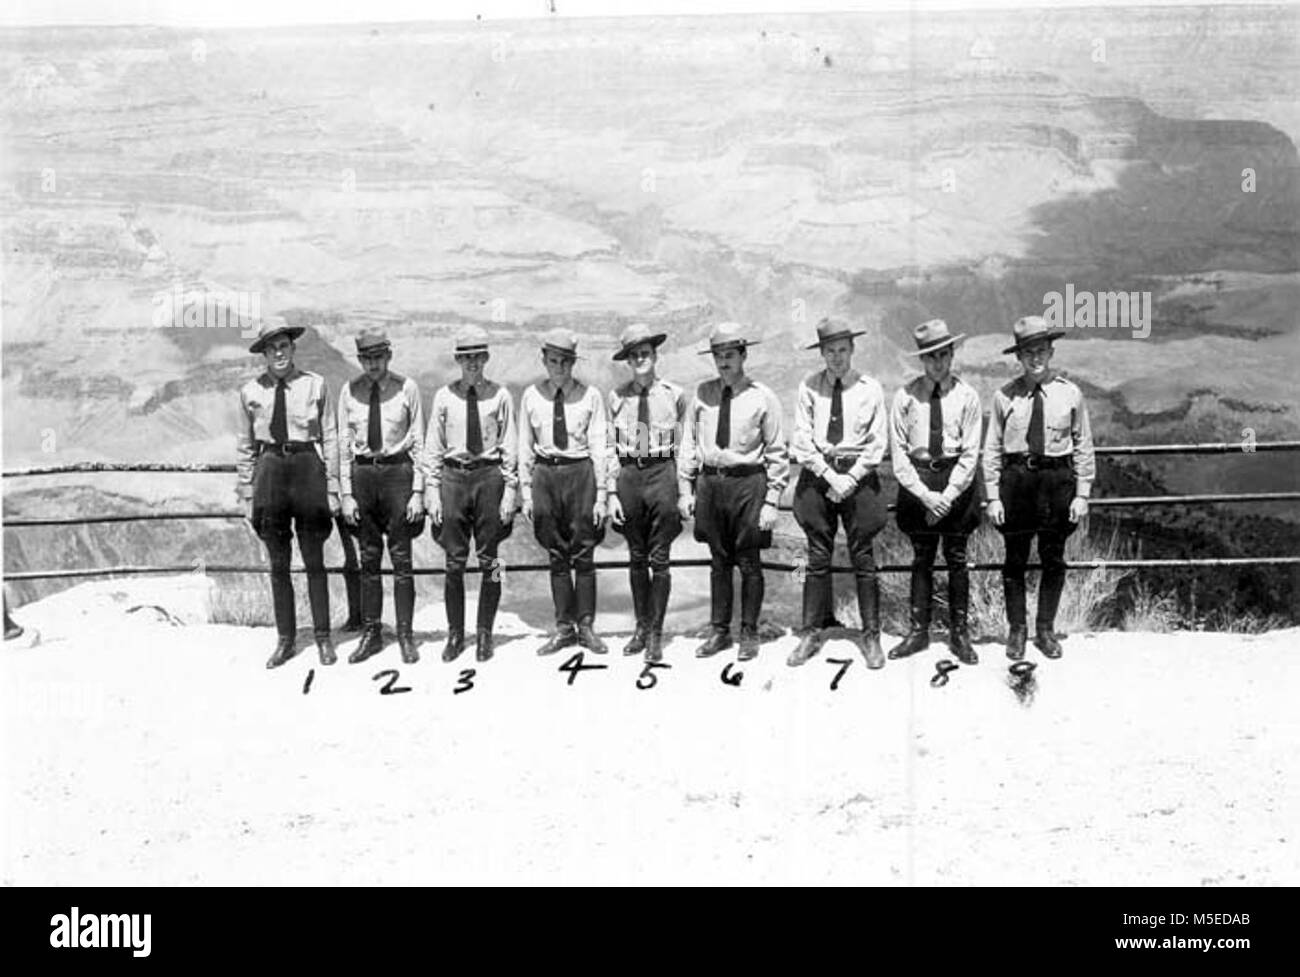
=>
[2,579,1296,886]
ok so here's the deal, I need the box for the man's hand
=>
[758,501,778,532]
[828,472,856,498]
[405,494,424,523]
[593,500,607,526]
[608,495,625,526]
[986,500,1005,527]
[328,493,341,519]
[342,496,359,526]
[522,499,534,523]
[932,493,952,518]
[1069,496,1089,524]
[678,494,695,521]
[426,495,443,526]
[498,498,514,525]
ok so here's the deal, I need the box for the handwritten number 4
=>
[559,651,608,686]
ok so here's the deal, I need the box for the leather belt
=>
[1005,453,1071,471]
[444,456,496,471]
[919,456,959,472]
[353,451,411,467]
[534,454,588,467]
[257,441,316,456]
[701,464,764,477]
[619,454,674,469]
[824,455,861,474]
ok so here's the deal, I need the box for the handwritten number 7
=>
[826,657,852,691]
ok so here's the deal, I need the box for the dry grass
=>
[836,520,1132,639]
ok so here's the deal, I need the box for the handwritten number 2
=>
[372,669,412,695]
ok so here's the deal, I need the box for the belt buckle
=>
[1025,455,1039,471]
[927,459,943,472]
[635,456,647,470]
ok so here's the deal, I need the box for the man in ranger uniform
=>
[425,325,518,664]
[518,328,610,657]
[984,315,1096,661]
[787,316,889,669]
[236,317,340,668]
[888,319,982,665]
[679,322,789,662]
[606,323,687,663]
[337,328,426,665]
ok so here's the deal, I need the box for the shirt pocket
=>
[304,387,323,441]
[482,411,500,447]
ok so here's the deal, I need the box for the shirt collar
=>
[717,375,752,395]
[545,378,576,398]
[825,368,859,389]
[1017,369,1057,392]
[922,373,957,397]
[265,366,302,385]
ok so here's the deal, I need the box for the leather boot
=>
[1006,626,1028,661]
[577,619,608,655]
[441,630,466,663]
[623,627,649,656]
[695,627,732,658]
[889,567,931,659]
[315,632,337,666]
[475,629,494,662]
[738,626,761,662]
[341,567,363,631]
[856,572,885,669]
[445,570,466,641]
[1034,630,1063,659]
[537,626,579,657]
[399,632,420,665]
[645,631,665,663]
[628,563,651,653]
[856,630,885,669]
[787,629,823,667]
[266,634,297,669]
[649,572,671,639]
[949,606,977,666]
[348,625,385,665]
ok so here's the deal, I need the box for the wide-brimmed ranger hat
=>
[908,318,966,356]
[355,327,392,355]
[453,324,490,356]
[612,322,668,361]
[699,321,760,355]
[805,316,868,350]
[541,327,582,360]
[248,316,304,354]
[1002,315,1066,355]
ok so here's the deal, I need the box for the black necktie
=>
[270,377,288,444]
[1028,382,1045,456]
[465,384,483,456]
[636,385,650,457]
[367,381,382,453]
[928,383,943,458]
[716,385,732,450]
[552,386,568,450]
[827,378,844,445]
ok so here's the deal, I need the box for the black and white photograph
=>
[1,0,1297,899]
